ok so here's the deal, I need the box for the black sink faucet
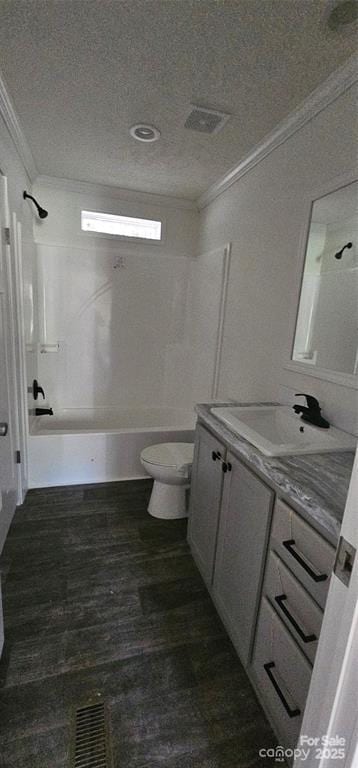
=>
[35,407,54,416]
[293,394,330,429]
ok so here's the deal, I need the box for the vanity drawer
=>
[271,498,336,609]
[263,551,323,664]
[251,597,312,751]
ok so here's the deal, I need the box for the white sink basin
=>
[211,405,356,457]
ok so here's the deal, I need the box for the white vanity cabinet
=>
[188,423,274,666]
[188,419,338,756]
[187,425,225,587]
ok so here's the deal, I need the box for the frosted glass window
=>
[81,210,162,240]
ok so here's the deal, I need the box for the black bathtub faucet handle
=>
[33,379,45,400]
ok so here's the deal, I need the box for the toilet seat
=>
[141,442,194,470]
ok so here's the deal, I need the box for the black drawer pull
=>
[211,451,222,462]
[274,594,317,644]
[283,539,328,583]
[264,662,300,718]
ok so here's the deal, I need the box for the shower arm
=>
[23,191,48,219]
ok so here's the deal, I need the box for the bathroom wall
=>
[198,82,358,434]
[32,178,201,411]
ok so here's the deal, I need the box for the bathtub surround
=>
[31,179,229,416]
[35,244,195,410]
[32,178,199,413]
[0,480,276,767]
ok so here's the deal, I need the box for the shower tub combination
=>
[28,407,196,488]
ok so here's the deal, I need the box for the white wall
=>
[32,179,200,411]
[198,83,358,434]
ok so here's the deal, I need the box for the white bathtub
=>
[28,407,196,488]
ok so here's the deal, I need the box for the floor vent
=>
[72,700,111,768]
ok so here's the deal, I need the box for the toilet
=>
[140,442,194,519]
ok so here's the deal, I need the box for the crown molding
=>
[0,69,38,182]
[35,175,198,211]
[1,53,356,209]
[198,54,358,210]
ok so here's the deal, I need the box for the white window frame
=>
[80,208,165,245]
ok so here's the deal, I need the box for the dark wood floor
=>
[0,480,276,768]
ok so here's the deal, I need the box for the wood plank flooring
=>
[0,480,276,767]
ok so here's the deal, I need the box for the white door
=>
[0,176,17,549]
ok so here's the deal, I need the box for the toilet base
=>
[148,481,189,520]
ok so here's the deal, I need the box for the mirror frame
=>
[284,171,358,390]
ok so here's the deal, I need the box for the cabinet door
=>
[188,424,225,587]
[213,453,274,666]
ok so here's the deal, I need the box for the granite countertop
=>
[195,402,355,546]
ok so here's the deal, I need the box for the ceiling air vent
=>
[184,105,231,135]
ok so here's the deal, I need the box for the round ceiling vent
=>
[130,124,161,142]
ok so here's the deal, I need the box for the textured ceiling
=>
[0,0,356,199]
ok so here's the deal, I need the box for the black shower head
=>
[23,191,48,219]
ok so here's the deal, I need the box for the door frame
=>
[0,174,27,504]
[12,214,29,499]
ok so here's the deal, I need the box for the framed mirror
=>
[288,177,358,388]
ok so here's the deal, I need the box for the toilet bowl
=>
[140,442,194,519]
